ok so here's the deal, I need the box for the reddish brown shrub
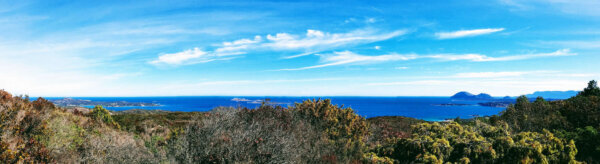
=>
[32,97,55,111]
[0,90,12,101]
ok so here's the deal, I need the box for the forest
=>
[0,80,599,163]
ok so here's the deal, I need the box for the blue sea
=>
[44,96,507,121]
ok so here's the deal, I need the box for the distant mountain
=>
[525,90,579,99]
[451,91,494,100]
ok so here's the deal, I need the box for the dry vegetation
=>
[0,90,157,163]
[0,80,599,163]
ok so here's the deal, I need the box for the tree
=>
[579,80,600,97]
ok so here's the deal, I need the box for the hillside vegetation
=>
[0,80,599,163]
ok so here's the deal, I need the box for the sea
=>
[43,96,507,121]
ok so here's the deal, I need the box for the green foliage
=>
[501,96,569,132]
[497,80,600,163]
[6,79,600,163]
[292,99,370,161]
[555,126,600,162]
[362,152,394,164]
[375,121,579,163]
[579,80,600,97]
[169,99,370,163]
[89,105,120,129]
[112,111,203,134]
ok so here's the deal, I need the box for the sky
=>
[0,0,599,97]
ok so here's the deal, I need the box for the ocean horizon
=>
[43,96,506,121]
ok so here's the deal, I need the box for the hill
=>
[451,91,494,100]
[525,90,579,99]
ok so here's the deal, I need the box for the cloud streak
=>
[279,51,417,71]
[280,49,574,70]
[151,28,407,65]
[452,71,554,78]
[435,28,505,39]
[150,48,238,65]
[264,29,406,52]
[428,49,574,61]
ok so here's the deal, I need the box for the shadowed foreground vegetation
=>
[0,80,599,163]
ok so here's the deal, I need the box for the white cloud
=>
[395,66,409,70]
[151,48,206,65]
[500,0,600,16]
[214,35,262,56]
[366,18,377,23]
[427,49,574,61]
[195,78,347,86]
[367,80,450,86]
[222,35,262,46]
[153,28,408,65]
[306,29,325,37]
[282,51,320,59]
[453,71,539,78]
[374,46,381,50]
[280,49,574,70]
[365,79,589,96]
[279,51,417,71]
[264,29,406,52]
[435,28,505,39]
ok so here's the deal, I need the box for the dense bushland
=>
[0,90,156,163]
[168,99,370,163]
[374,121,578,163]
[495,80,600,163]
[1,80,600,163]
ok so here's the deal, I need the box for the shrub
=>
[169,99,370,163]
[89,105,120,129]
[375,121,580,163]
[32,98,55,111]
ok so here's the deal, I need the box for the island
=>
[450,91,494,100]
[443,91,516,108]
[50,97,160,107]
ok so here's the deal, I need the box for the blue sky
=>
[1,0,599,96]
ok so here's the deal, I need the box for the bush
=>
[169,99,369,163]
[375,121,580,163]
[89,105,120,129]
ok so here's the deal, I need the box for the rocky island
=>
[441,91,515,108]
[450,91,494,100]
[50,97,160,107]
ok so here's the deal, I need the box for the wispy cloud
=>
[365,78,589,96]
[367,80,450,86]
[264,29,406,58]
[151,48,207,65]
[279,51,417,71]
[452,71,551,78]
[195,78,348,86]
[150,48,238,65]
[435,28,505,39]
[280,49,574,70]
[152,28,407,65]
[427,49,574,61]
[499,0,600,17]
